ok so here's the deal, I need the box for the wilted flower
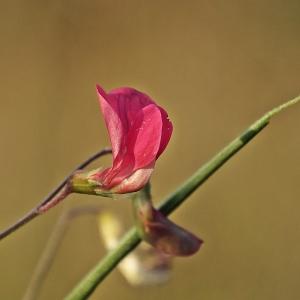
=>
[133,184,203,257]
[137,206,203,256]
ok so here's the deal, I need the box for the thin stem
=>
[0,148,111,241]
[159,95,300,215]
[64,94,300,300]
[65,228,140,300]
[22,205,102,300]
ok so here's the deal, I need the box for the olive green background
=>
[0,1,299,299]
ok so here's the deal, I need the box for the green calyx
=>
[70,171,111,197]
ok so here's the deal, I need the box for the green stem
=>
[64,95,300,300]
[65,228,140,300]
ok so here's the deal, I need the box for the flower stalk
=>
[0,148,112,241]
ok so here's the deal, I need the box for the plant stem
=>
[159,94,300,215]
[0,148,111,241]
[66,228,140,300]
[64,94,300,300]
[22,205,102,300]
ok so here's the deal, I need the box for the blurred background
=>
[0,1,299,299]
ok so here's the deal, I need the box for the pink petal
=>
[95,85,173,191]
[156,107,173,158]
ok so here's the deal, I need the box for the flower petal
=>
[95,85,173,191]
[156,107,173,158]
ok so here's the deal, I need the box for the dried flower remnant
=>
[133,185,203,257]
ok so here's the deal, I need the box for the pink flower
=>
[91,85,173,193]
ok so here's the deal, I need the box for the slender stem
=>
[22,205,102,300]
[0,148,111,241]
[65,228,140,300]
[64,94,300,300]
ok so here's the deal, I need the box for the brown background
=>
[0,1,299,299]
